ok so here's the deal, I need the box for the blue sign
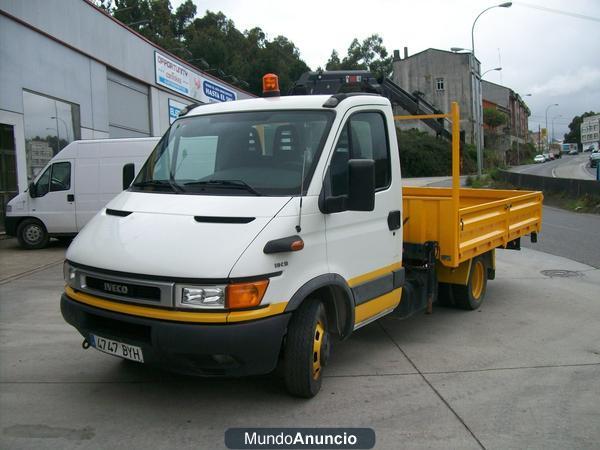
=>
[168,99,187,124]
[203,80,236,102]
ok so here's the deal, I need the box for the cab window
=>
[35,166,51,197]
[50,162,71,192]
[329,112,391,196]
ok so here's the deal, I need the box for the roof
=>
[185,94,391,116]
[398,47,480,65]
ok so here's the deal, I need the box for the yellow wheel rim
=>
[471,260,485,300]
[312,321,325,380]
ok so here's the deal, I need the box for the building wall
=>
[0,0,253,195]
[392,49,480,144]
[581,114,600,150]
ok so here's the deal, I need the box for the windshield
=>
[133,110,334,196]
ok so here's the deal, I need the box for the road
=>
[509,153,596,180]
[1,245,599,449]
[522,206,600,268]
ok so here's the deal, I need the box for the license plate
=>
[89,334,144,363]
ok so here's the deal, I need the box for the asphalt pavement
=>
[522,205,600,268]
[509,153,596,180]
[1,238,599,449]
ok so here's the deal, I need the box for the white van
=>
[5,137,159,249]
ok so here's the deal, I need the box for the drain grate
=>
[540,269,584,278]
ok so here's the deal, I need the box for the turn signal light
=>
[226,280,269,309]
[262,73,280,97]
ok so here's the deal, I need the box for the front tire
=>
[453,256,487,310]
[283,298,330,398]
[17,218,49,250]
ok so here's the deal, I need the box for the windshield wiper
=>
[184,179,262,196]
[132,179,183,193]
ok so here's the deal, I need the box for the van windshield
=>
[132,110,334,196]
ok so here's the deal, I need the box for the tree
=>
[564,112,597,144]
[94,1,310,96]
[483,108,508,129]
[325,34,392,77]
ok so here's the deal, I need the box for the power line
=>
[516,2,600,22]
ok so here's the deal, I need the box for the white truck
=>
[5,137,159,249]
[61,74,542,397]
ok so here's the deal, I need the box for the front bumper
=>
[61,293,291,376]
[3,216,19,236]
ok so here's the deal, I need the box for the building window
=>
[23,90,80,180]
[435,78,445,91]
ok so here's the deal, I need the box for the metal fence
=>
[498,170,600,196]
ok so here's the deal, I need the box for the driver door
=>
[30,160,76,233]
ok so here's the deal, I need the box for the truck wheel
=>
[283,298,330,398]
[453,256,487,310]
[17,219,49,250]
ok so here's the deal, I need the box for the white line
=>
[551,168,557,178]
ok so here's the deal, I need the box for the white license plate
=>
[89,334,144,363]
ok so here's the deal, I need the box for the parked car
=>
[542,153,551,161]
[534,154,546,163]
[589,152,600,168]
[568,149,578,155]
[4,137,160,249]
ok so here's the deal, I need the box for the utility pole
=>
[538,124,541,153]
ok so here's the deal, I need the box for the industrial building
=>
[0,0,253,229]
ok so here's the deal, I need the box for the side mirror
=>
[319,159,375,214]
[28,181,37,198]
[122,163,135,190]
[347,159,375,211]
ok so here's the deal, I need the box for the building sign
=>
[168,98,187,124]
[155,52,237,104]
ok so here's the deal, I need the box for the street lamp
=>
[545,103,559,149]
[481,67,502,78]
[551,114,562,143]
[50,116,70,142]
[471,2,512,176]
[471,3,512,56]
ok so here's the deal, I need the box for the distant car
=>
[568,149,578,155]
[548,153,556,160]
[589,152,600,168]
[584,145,594,152]
[542,153,551,161]
[534,154,545,163]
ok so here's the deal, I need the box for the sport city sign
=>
[154,52,237,104]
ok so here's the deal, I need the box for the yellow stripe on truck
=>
[65,286,287,324]
[347,262,402,288]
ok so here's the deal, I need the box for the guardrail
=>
[498,170,600,196]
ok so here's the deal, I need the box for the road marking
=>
[552,168,557,178]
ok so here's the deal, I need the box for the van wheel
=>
[453,256,487,310]
[17,219,49,250]
[283,298,330,398]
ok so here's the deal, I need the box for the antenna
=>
[295,151,307,233]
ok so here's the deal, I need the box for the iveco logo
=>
[103,282,128,294]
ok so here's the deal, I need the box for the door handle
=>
[387,210,401,231]
[67,194,75,202]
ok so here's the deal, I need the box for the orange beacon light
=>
[262,73,280,97]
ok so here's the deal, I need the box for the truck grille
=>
[85,276,161,302]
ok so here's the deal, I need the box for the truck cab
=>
[62,91,404,397]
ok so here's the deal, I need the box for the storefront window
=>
[23,90,81,180]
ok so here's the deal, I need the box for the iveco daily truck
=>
[61,73,542,397]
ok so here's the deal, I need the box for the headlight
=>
[179,286,226,309]
[63,261,77,287]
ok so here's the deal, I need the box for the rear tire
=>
[453,256,487,310]
[17,218,49,250]
[283,298,330,398]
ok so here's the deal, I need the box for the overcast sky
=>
[177,0,599,139]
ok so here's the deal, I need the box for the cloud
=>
[529,67,600,96]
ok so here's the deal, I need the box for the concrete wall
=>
[393,49,479,144]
